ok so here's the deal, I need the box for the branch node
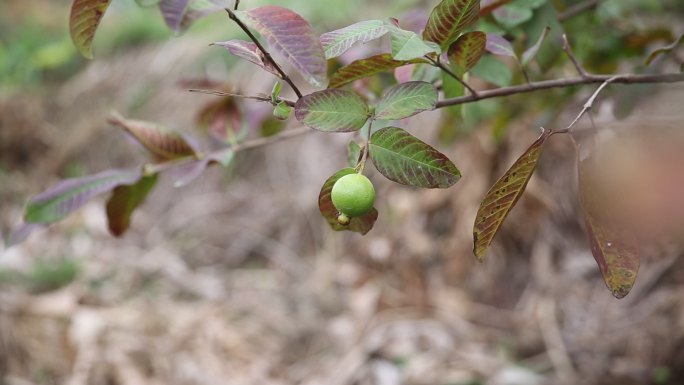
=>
[562,34,588,78]
[224,8,303,99]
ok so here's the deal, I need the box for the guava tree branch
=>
[225,8,304,98]
[435,72,684,109]
[558,0,602,22]
[146,126,311,174]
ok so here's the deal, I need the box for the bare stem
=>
[435,72,684,109]
[427,55,479,96]
[562,34,588,78]
[188,89,296,107]
[145,126,312,174]
[562,76,618,132]
[356,119,374,174]
[225,8,303,99]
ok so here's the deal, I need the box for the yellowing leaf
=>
[473,129,552,261]
[69,0,113,59]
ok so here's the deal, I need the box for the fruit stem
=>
[356,118,374,174]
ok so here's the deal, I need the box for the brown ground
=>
[2,4,684,385]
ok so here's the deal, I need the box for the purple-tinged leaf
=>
[295,89,370,132]
[237,6,327,88]
[158,0,190,32]
[579,157,640,299]
[329,54,427,88]
[369,127,461,188]
[25,170,141,224]
[423,0,480,49]
[473,129,552,261]
[447,31,486,73]
[485,33,516,57]
[386,23,441,60]
[106,174,158,237]
[180,0,231,29]
[3,223,45,249]
[320,20,388,59]
[521,26,550,66]
[212,39,280,77]
[109,113,197,161]
[645,34,684,65]
[69,0,113,59]
[319,168,378,235]
[375,81,437,120]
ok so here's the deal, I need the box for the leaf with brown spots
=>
[578,157,640,299]
[473,129,552,261]
[69,0,113,59]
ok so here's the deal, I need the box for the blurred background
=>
[1,0,684,384]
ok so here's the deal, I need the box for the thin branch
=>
[233,0,239,11]
[435,72,684,109]
[225,8,303,98]
[427,55,479,96]
[558,0,602,22]
[356,119,374,174]
[561,75,618,132]
[188,89,296,107]
[146,126,312,174]
[562,34,588,78]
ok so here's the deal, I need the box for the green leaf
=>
[237,6,327,88]
[470,54,512,87]
[320,20,388,59]
[369,127,461,188]
[319,168,378,235]
[347,141,362,167]
[645,34,684,65]
[578,157,640,299]
[386,23,440,61]
[493,4,533,29]
[473,129,552,261]
[271,81,282,101]
[106,174,158,237]
[447,31,487,73]
[375,81,438,120]
[272,101,293,121]
[423,0,480,49]
[328,54,427,88]
[295,89,370,132]
[108,113,197,161]
[521,26,550,66]
[69,0,113,59]
[25,170,141,224]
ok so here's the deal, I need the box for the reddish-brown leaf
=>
[447,31,486,73]
[328,54,427,88]
[578,157,640,299]
[108,113,197,161]
[423,0,480,49]
[237,6,327,87]
[212,39,280,76]
[473,129,552,261]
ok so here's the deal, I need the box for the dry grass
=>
[2,18,684,385]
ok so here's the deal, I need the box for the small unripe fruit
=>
[331,173,375,218]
